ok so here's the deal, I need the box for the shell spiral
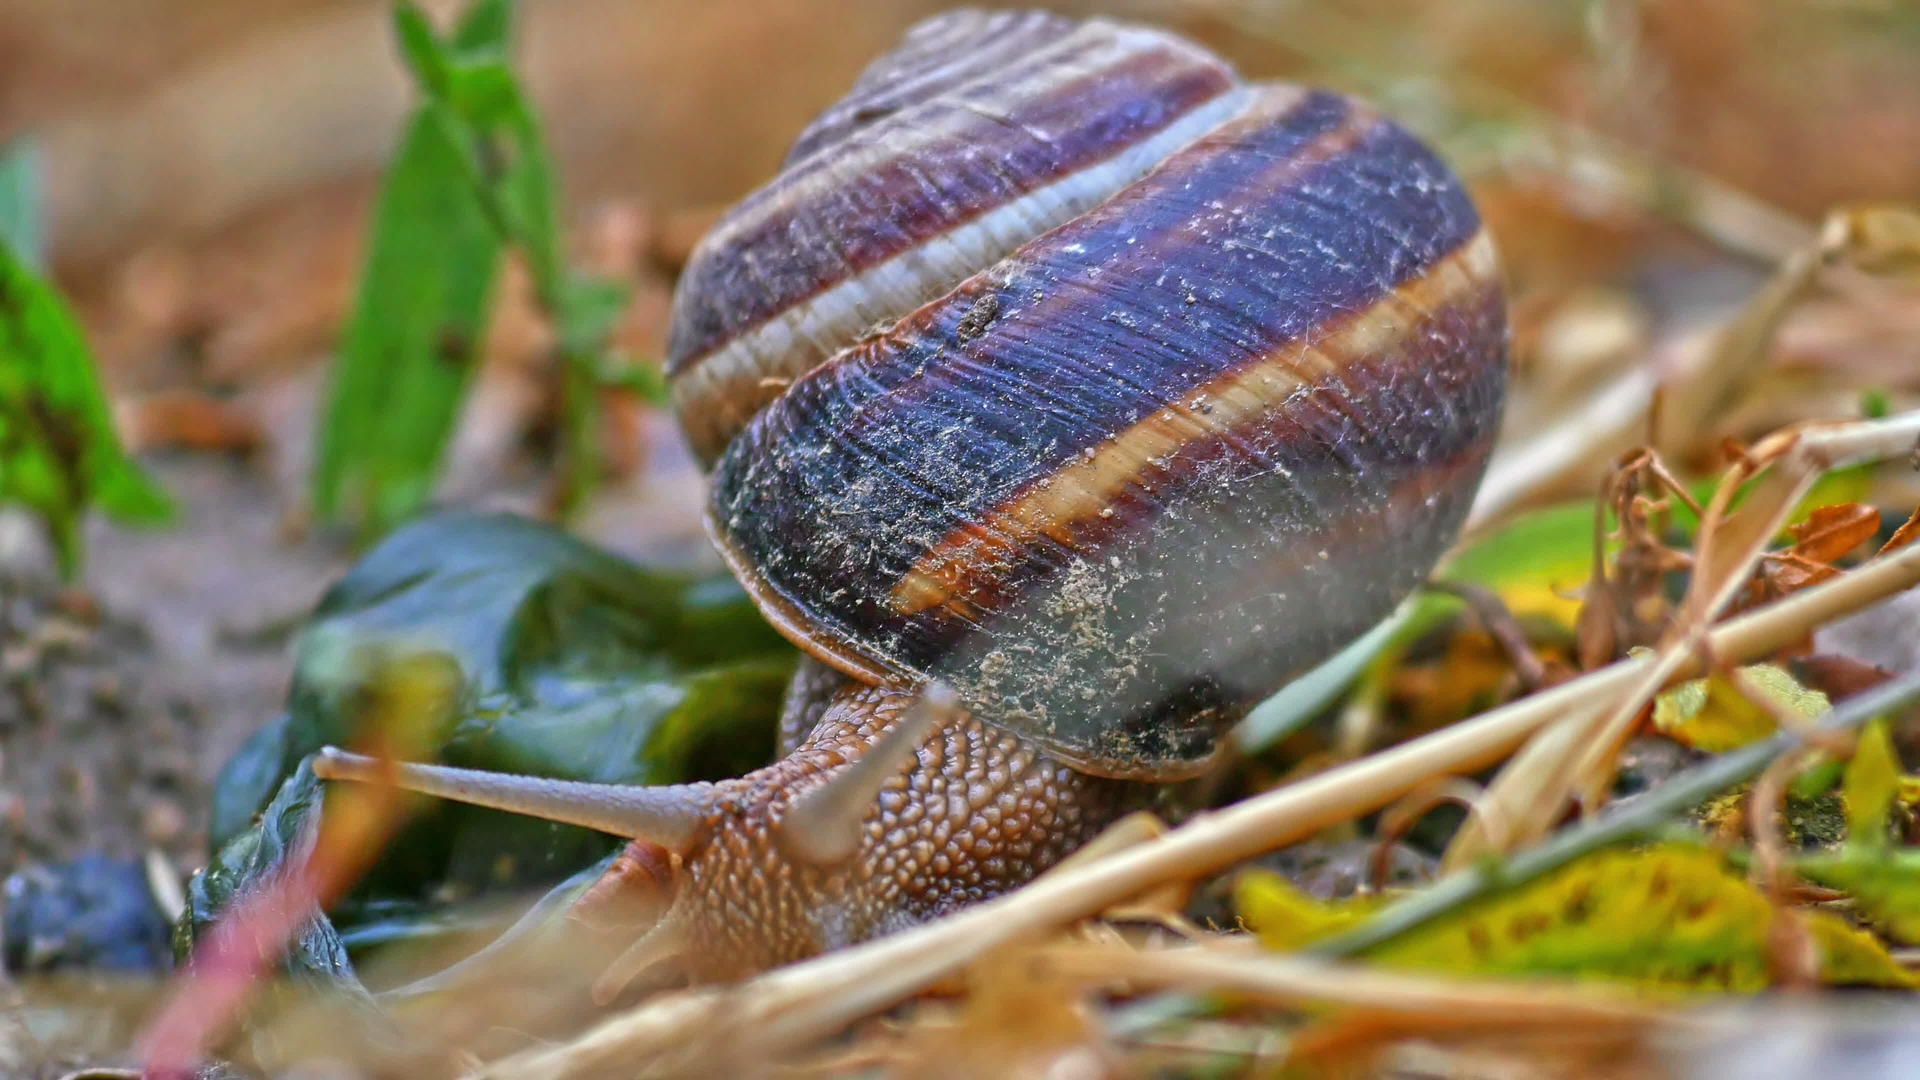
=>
[667,11,1508,779]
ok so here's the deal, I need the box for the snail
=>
[314,9,1507,988]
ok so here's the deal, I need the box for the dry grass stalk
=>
[1472,365,1661,528]
[1044,943,1666,1029]
[1448,410,1920,867]
[1474,203,1920,531]
[138,655,462,1075]
[478,533,1920,1080]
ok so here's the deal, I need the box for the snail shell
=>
[668,11,1507,780]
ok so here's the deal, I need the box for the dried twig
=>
[1047,943,1665,1028]
[1423,581,1553,692]
[1312,665,1920,958]
[1449,412,1920,866]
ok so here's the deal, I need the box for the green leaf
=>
[0,234,173,576]
[191,511,795,983]
[595,354,671,405]
[393,7,455,100]
[1789,755,1846,802]
[1844,717,1902,847]
[560,276,631,357]
[322,0,625,533]
[313,108,503,535]
[1441,499,1601,625]
[1800,849,1920,945]
[448,0,513,54]
[175,760,371,998]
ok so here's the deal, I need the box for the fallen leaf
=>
[1800,848,1920,946]
[1652,664,1830,752]
[1241,846,1917,991]
[1786,503,1880,565]
[1842,718,1903,847]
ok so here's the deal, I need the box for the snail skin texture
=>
[315,9,1507,985]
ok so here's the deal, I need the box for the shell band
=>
[668,17,1252,460]
[890,229,1501,620]
[701,75,1508,775]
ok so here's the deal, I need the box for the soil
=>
[0,453,351,880]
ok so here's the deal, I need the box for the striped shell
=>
[667,11,1507,780]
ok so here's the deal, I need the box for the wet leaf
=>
[176,763,365,993]
[188,511,794,979]
[1652,664,1830,753]
[1242,846,1917,990]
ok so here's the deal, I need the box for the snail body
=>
[316,10,1506,984]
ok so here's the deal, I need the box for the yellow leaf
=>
[1241,846,1916,991]
[1234,872,1381,952]
[1374,847,1771,991]
[1805,910,1920,987]
[1651,664,1829,752]
[1843,718,1902,846]
[1443,501,1598,626]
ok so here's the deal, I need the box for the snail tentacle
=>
[774,681,958,867]
[311,747,716,852]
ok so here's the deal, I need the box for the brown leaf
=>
[1877,505,1920,558]
[1792,654,1894,703]
[1761,551,1843,597]
[1787,502,1880,564]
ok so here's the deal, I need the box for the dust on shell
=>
[691,19,1509,779]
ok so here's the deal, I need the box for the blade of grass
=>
[314,106,503,536]
[316,0,632,537]
[0,229,172,577]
